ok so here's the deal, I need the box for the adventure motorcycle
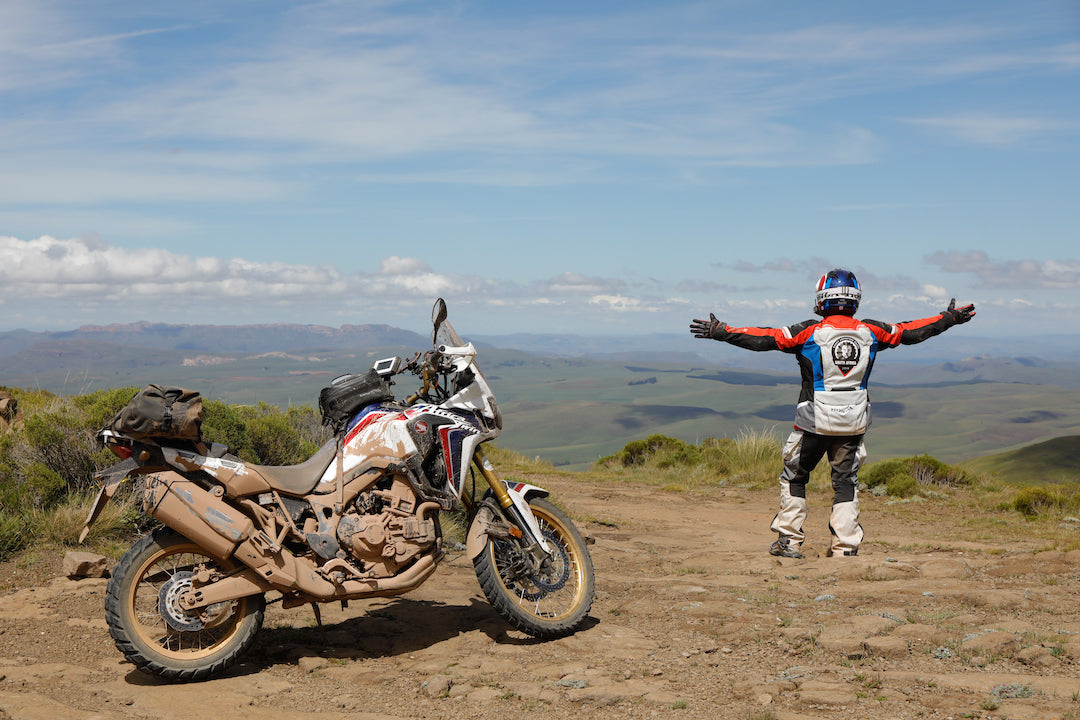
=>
[80,298,595,681]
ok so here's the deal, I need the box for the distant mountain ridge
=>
[0,322,427,356]
[4,323,1080,391]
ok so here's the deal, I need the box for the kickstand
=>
[310,602,327,645]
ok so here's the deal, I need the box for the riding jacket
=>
[713,311,959,435]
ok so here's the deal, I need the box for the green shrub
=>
[20,462,66,508]
[71,386,140,428]
[0,511,33,561]
[202,400,256,461]
[9,406,102,497]
[907,453,971,487]
[861,459,908,491]
[861,454,969,498]
[245,404,319,466]
[1012,486,1069,516]
[886,473,919,498]
[599,434,701,468]
[286,405,331,449]
[593,428,788,490]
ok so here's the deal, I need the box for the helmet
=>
[814,269,860,316]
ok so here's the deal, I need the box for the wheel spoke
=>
[127,544,248,660]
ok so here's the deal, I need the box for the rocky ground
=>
[2,475,1080,720]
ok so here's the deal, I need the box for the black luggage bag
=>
[318,370,393,432]
[110,384,203,441]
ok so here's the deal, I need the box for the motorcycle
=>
[80,298,595,681]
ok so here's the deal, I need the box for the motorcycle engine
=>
[336,475,438,577]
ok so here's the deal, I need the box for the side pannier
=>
[110,384,203,441]
[319,369,393,432]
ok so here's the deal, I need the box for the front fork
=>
[470,447,552,564]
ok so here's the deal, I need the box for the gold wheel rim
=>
[125,542,248,661]
[491,505,588,622]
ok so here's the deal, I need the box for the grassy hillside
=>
[487,354,1080,469]
[961,435,1080,485]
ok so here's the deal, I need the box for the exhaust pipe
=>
[143,472,254,558]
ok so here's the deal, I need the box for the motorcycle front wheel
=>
[104,528,265,681]
[473,497,595,638]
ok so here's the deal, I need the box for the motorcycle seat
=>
[247,438,338,495]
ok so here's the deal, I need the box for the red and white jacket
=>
[712,311,959,435]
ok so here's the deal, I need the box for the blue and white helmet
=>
[814,269,861,316]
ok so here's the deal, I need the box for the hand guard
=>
[943,298,976,325]
[690,313,728,340]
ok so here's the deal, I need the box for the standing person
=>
[689,269,975,558]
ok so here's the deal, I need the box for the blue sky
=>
[1,0,1077,337]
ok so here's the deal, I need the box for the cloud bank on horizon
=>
[1,1,1077,335]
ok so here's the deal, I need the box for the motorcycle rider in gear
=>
[690,269,975,558]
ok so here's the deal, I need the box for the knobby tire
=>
[473,497,595,638]
[104,528,265,681]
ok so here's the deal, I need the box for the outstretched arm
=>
[865,299,975,348]
[690,314,729,340]
[690,314,813,352]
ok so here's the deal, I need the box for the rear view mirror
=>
[431,298,448,343]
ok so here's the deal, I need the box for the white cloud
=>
[926,250,1080,289]
[378,256,434,276]
[589,294,656,312]
[901,114,1070,145]
[922,284,949,301]
[0,235,344,300]
[542,272,625,296]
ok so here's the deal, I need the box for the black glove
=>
[943,298,976,325]
[690,313,727,340]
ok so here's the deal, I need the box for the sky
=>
[1,0,1078,337]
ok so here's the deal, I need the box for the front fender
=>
[465,482,551,560]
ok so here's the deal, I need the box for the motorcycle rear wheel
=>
[105,528,265,681]
[474,497,594,638]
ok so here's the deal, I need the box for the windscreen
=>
[434,314,501,429]
[434,318,465,350]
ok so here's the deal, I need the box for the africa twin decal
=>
[439,424,475,493]
[831,337,861,375]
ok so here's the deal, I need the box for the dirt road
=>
[2,476,1079,720]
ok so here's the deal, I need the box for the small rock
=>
[918,558,972,579]
[863,636,909,658]
[62,551,109,579]
[421,675,452,697]
[796,680,858,707]
[961,631,1019,657]
[297,656,328,673]
[555,679,588,689]
[962,590,1027,611]
[467,687,504,702]
[779,627,817,645]
[1017,645,1058,668]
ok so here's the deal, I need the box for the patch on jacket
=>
[831,338,861,375]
